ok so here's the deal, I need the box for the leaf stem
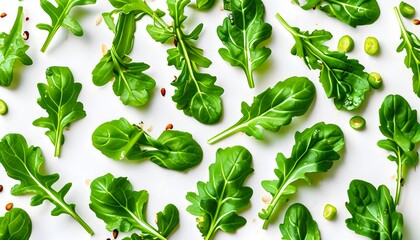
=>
[395,149,403,205]
[207,123,243,144]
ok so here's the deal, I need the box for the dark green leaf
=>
[346,180,403,240]
[186,146,253,240]
[259,122,344,229]
[0,208,32,240]
[208,76,315,144]
[217,0,272,88]
[33,66,86,157]
[0,6,33,87]
[90,173,179,239]
[280,203,320,240]
[92,118,203,171]
[0,134,93,234]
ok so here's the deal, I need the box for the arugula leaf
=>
[92,11,156,106]
[90,173,179,240]
[259,122,344,229]
[217,0,272,88]
[195,0,216,10]
[92,118,203,171]
[186,146,253,240]
[33,66,86,157]
[0,134,93,235]
[37,0,97,52]
[276,13,372,110]
[280,203,321,240]
[208,76,315,144]
[394,7,420,97]
[377,94,420,204]
[0,208,32,240]
[297,0,380,27]
[0,6,33,87]
[346,179,404,240]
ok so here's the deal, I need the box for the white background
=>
[0,0,419,239]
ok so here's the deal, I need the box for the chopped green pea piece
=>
[350,116,366,130]
[0,99,8,115]
[368,72,383,89]
[337,35,354,52]
[323,204,337,220]
[399,1,415,19]
[364,36,380,55]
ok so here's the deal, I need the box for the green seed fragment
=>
[350,116,366,130]
[364,36,380,55]
[323,204,337,220]
[368,72,383,89]
[337,35,354,52]
[0,99,8,115]
[399,1,415,19]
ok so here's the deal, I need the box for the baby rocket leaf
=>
[37,0,97,52]
[394,7,420,97]
[346,179,403,240]
[186,146,253,240]
[280,203,321,240]
[0,208,32,240]
[33,66,86,157]
[92,118,203,171]
[276,13,372,110]
[195,0,216,10]
[217,0,272,88]
[90,173,179,240]
[378,94,420,204]
[208,76,315,144]
[0,6,33,87]
[259,122,344,229]
[0,134,93,234]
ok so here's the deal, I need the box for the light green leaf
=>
[280,203,320,240]
[0,208,32,240]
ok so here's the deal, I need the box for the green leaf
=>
[276,13,372,111]
[33,66,86,157]
[92,118,203,171]
[280,203,320,240]
[378,94,420,204]
[0,6,33,87]
[186,146,253,240]
[394,7,420,97]
[195,0,216,10]
[345,180,403,240]
[0,208,32,240]
[259,122,344,229]
[217,0,272,88]
[37,0,97,52]
[299,0,380,27]
[89,173,179,240]
[208,76,315,144]
[92,12,156,107]
[0,134,93,234]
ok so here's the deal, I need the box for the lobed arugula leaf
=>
[346,179,403,240]
[280,203,320,240]
[0,134,93,234]
[276,13,372,111]
[37,0,97,52]
[33,66,86,157]
[217,0,272,88]
[377,94,420,204]
[297,0,380,27]
[208,76,315,144]
[186,146,253,240]
[0,6,33,87]
[92,118,203,171]
[394,7,420,97]
[259,122,344,229]
[90,173,179,240]
[0,208,32,240]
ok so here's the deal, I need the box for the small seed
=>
[160,88,166,96]
[101,44,108,55]
[107,238,111,240]
[173,36,178,47]
[23,31,29,40]
[25,17,29,21]
[0,12,7,18]
[413,19,420,25]
[112,229,118,239]
[172,75,178,82]
[95,15,102,26]
[5,203,13,211]
[85,179,91,186]
[166,123,173,130]
[0,185,3,192]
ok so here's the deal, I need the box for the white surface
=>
[0,0,419,239]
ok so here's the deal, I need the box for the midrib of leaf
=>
[391,98,404,205]
[110,46,135,95]
[239,1,254,88]
[325,0,370,19]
